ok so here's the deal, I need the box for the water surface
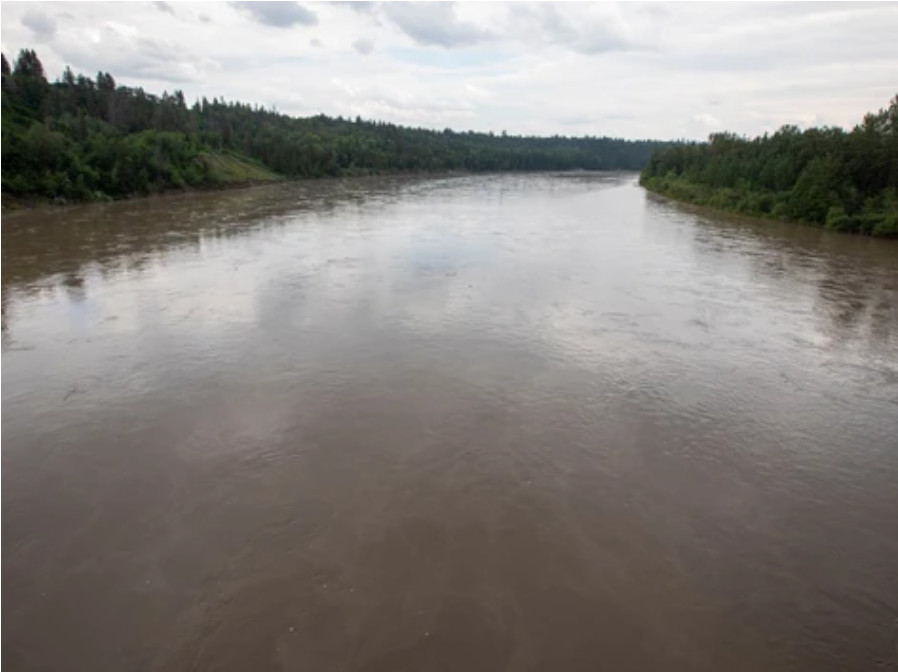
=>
[3,174,897,671]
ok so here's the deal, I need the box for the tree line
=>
[2,48,664,204]
[640,97,898,236]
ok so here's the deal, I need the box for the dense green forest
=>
[2,49,663,205]
[640,96,898,236]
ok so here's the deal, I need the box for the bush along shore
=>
[640,96,898,237]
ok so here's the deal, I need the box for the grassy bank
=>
[197,151,283,186]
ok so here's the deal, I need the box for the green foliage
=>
[2,48,665,206]
[824,206,852,231]
[640,95,898,237]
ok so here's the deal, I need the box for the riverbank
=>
[0,164,450,213]
[1,151,284,212]
[1,166,597,214]
[640,174,898,238]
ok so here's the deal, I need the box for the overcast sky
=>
[2,1,896,140]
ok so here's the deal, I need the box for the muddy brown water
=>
[3,173,897,672]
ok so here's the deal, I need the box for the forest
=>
[640,96,898,237]
[2,48,663,205]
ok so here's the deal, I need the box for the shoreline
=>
[639,177,898,239]
[1,177,281,214]
[1,168,634,215]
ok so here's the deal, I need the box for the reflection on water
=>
[3,174,898,672]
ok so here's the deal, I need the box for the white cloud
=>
[694,113,722,131]
[0,1,895,140]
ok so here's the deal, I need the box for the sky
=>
[1,1,896,140]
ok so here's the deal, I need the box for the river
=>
[3,173,897,671]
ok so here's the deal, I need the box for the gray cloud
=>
[352,37,374,55]
[231,2,318,28]
[332,1,375,13]
[153,2,175,16]
[21,10,57,41]
[381,3,489,48]
[199,13,212,24]
[54,24,210,83]
[508,3,650,55]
